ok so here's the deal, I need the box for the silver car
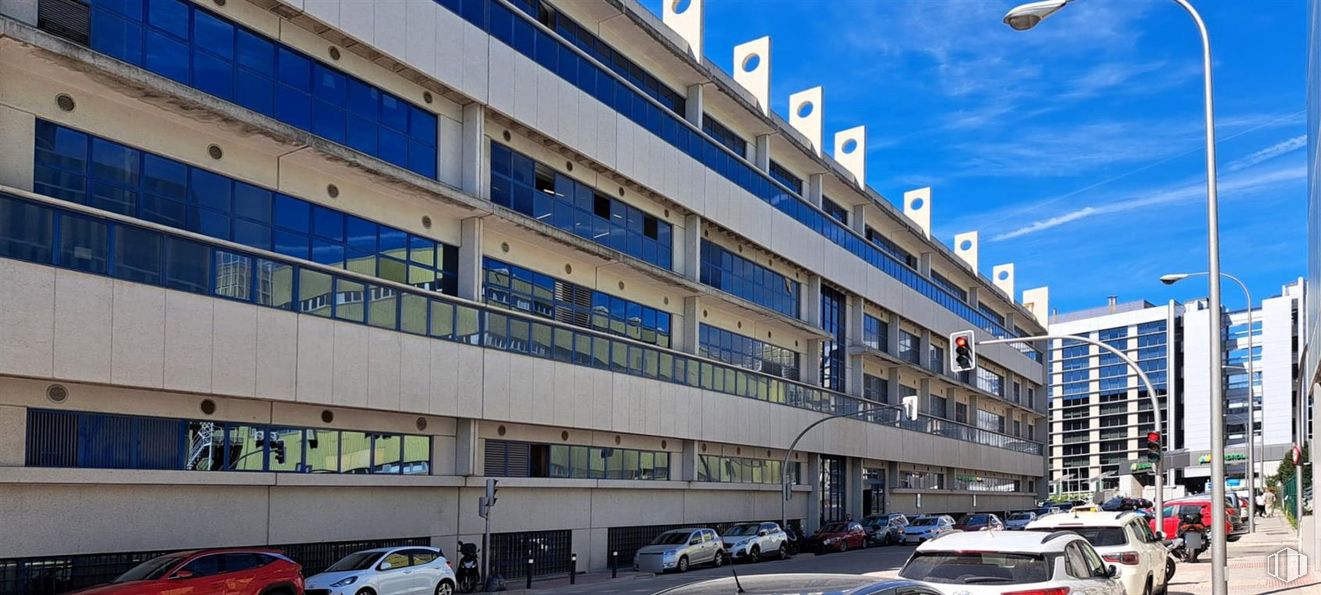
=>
[634,528,725,573]
[1005,511,1038,530]
[720,522,789,562]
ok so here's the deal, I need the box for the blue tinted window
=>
[85,0,439,179]
[820,285,846,391]
[699,324,798,381]
[699,240,799,318]
[490,143,672,270]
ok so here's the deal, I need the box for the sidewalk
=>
[1166,514,1321,594]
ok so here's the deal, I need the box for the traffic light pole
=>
[977,334,1166,536]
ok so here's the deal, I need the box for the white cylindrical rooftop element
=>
[992,263,1015,301]
[953,231,979,273]
[662,0,704,59]
[833,125,866,187]
[733,36,771,115]
[1022,286,1050,325]
[903,187,931,238]
[788,86,823,154]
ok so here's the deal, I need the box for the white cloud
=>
[991,164,1306,241]
[1226,135,1307,171]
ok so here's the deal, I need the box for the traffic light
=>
[949,330,976,373]
[1145,431,1161,464]
[272,439,287,465]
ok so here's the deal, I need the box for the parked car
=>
[951,513,1004,532]
[1005,511,1037,530]
[1149,498,1243,544]
[1027,511,1171,595]
[634,528,725,573]
[653,574,944,595]
[1033,505,1064,518]
[720,522,789,562]
[863,515,908,546]
[901,516,955,545]
[804,521,868,553]
[898,530,1124,595]
[306,546,455,595]
[71,549,303,595]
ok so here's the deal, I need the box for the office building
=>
[0,0,1047,590]
[1304,0,1319,568]
[1047,281,1303,498]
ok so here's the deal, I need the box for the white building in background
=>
[1048,280,1304,497]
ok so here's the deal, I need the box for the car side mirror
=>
[689,538,701,545]
[170,570,195,580]
[1153,531,1165,541]
[1106,564,1119,579]
[758,530,768,537]
[379,562,394,571]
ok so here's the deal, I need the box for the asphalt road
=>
[521,544,916,595]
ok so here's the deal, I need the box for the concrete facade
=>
[0,0,1046,582]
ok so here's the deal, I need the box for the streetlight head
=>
[1003,0,1070,31]
[1160,273,1190,285]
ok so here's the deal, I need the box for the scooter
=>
[1176,513,1209,563]
[456,540,481,593]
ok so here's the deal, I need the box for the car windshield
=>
[723,525,760,537]
[326,551,384,572]
[899,551,1051,585]
[910,518,938,527]
[653,531,694,545]
[1010,513,1033,521]
[1036,526,1128,547]
[965,515,989,524]
[115,555,188,582]
[819,523,847,533]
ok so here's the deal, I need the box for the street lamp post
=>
[1002,2,1226,592]
[1162,272,1257,532]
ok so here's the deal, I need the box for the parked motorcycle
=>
[456,540,481,593]
[1175,512,1208,563]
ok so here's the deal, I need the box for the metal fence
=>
[489,530,573,580]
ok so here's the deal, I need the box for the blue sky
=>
[638,0,1308,315]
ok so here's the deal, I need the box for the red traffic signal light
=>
[954,336,969,349]
[949,331,976,373]
[1146,431,1161,444]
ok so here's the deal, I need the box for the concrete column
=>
[457,217,484,301]
[0,0,37,25]
[0,404,26,466]
[804,275,822,327]
[918,252,932,277]
[0,106,36,191]
[806,173,824,208]
[680,296,702,354]
[803,340,823,386]
[849,354,865,398]
[850,204,867,236]
[846,295,865,397]
[682,214,702,282]
[918,328,932,370]
[1003,312,1017,334]
[919,378,933,414]
[455,418,479,476]
[886,312,901,355]
[886,367,901,405]
[806,453,823,533]
[967,286,981,309]
[684,84,704,128]
[461,103,486,198]
[754,134,771,171]
[885,464,901,513]
[681,439,699,481]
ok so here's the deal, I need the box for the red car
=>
[72,549,304,594]
[952,513,1004,532]
[805,521,868,553]
[1149,498,1240,540]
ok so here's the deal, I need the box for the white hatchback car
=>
[1025,511,1170,595]
[306,546,456,595]
[898,530,1125,595]
[901,515,955,545]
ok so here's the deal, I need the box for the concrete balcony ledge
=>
[461,476,812,492]
[891,487,1036,497]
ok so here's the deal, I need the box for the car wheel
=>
[1165,558,1176,582]
[777,544,788,559]
[436,580,455,595]
[677,556,689,573]
[837,541,848,553]
[355,589,376,595]
[748,546,760,563]
[712,551,724,568]
[1143,577,1153,595]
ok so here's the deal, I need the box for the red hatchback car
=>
[805,521,868,553]
[1149,498,1241,540]
[72,549,304,595]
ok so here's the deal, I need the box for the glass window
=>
[112,225,162,284]
[59,214,109,273]
[0,196,55,263]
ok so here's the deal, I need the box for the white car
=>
[898,530,1125,595]
[306,546,456,595]
[901,515,955,544]
[1025,511,1170,595]
[721,522,789,562]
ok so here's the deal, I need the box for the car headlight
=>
[662,550,679,560]
[330,576,358,587]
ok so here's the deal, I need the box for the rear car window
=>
[1036,526,1128,547]
[899,551,1051,585]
